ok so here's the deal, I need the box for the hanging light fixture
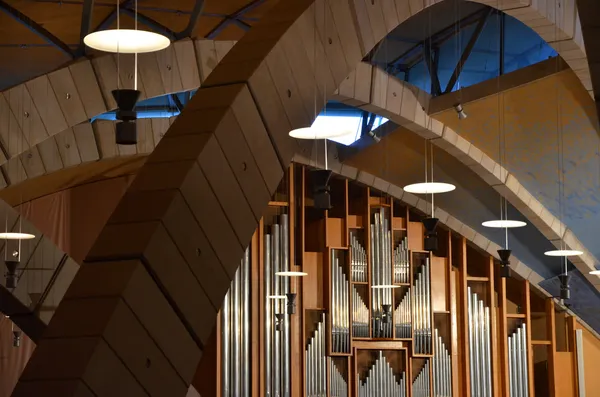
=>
[589,268,600,275]
[0,232,35,240]
[544,249,582,257]
[403,182,455,194]
[275,271,308,277]
[370,285,401,289]
[83,0,170,54]
[84,30,170,53]
[481,220,526,228]
[289,126,354,140]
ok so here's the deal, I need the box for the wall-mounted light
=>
[454,103,467,120]
[12,330,21,347]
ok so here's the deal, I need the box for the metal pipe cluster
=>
[264,214,291,397]
[358,350,406,397]
[412,360,431,397]
[433,328,453,397]
[221,247,251,397]
[508,323,529,397]
[394,236,409,284]
[305,313,327,397]
[413,260,431,354]
[394,288,411,338]
[351,232,367,282]
[352,286,369,337]
[467,286,492,397]
[331,249,350,353]
[371,208,393,338]
[329,357,348,397]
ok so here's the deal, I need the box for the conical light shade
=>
[84,29,171,53]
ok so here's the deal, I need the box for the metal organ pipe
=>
[331,249,350,353]
[467,287,493,397]
[353,287,369,337]
[221,247,251,397]
[413,260,431,354]
[305,314,327,397]
[394,288,411,338]
[371,209,393,338]
[433,328,453,397]
[508,323,529,397]
[413,360,431,397]
[394,236,409,284]
[351,233,367,283]
[358,350,406,397]
[263,215,291,397]
[329,357,348,397]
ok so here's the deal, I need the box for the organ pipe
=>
[331,249,350,353]
[358,350,406,397]
[264,215,291,397]
[433,328,453,397]
[394,236,409,284]
[412,360,430,397]
[351,232,367,283]
[371,208,393,338]
[352,286,369,337]
[508,323,529,397]
[221,247,251,397]
[468,287,493,397]
[413,259,432,354]
[394,288,411,339]
[305,313,327,397]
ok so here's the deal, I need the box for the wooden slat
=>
[4,84,46,147]
[69,60,107,118]
[92,120,118,159]
[55,129,82,168]
[136,119,155,155]
[137,52,165,100]
[37,135,65,173]
[91,55,120,110]
[26,75,68,137]
[72,123,99,163]
[194,39,218,82]
[155,46,184,94]
[546,298,557,396]
[174,40,201,91]
[48,67,88,127]
[0,94,22,159]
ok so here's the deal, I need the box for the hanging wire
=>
[134,0,138,90]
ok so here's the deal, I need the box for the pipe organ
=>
[212,164,578,397]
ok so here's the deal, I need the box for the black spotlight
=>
[558,274,571,301]
[4,256,19,289]
[12,330,21,347]
[381,304,392,324]
[275,313,285,331]
[498,249,512,278]
[286,293,297,315]
[311,169,333,210]
[112,89,141,145]
[422,217,439,252]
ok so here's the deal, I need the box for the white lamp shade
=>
[0,232,35,240]
[544,249,583,257]
[589,269,600,275]
[289,126,354,140]
[403,182,456,194]
[84,29,171,53]
[275,271,308,277]
[482,220,527,228]
[371,285,401,289]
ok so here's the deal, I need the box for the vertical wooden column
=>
[498,277,509,397]
[546,299,557,397]
[458,237,470,397]
[288,165,300,397]
[251,229,260,397]
[487,257,499,397]
[523,281,534,397]
[258,218,266,397]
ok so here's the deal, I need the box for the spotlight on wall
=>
[422,217,439,252]
[12,330,21,347]
[285,293,297,315]
[367,130,381,143]
[558,274,571,301]
[454,103,467,120]
[498,249,512,278]
[311,169,333,210]
[112,89,141,145]
[4,251,19,289]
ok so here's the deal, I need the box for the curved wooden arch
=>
[11,0,595,395]
[0,0,589,192]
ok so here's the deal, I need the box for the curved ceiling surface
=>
[433,70,600,259]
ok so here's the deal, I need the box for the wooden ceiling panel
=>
[140,9,190,33]
[0,48,70,90]
[0,13,46,45]
[138,0,196,13]
[193,15,224,38]
[202,0,254,16]
[214,22,247,40]
[242,0,278,19]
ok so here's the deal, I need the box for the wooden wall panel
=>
[4,85,46,147]
[26,75,68,137]
[91,55,120,110]
[174,40,201,91]
[55,129,82,168]
[72,123,99,163]
[155,46,184,94]
[37,137,64,174]
[137,52,165,99]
